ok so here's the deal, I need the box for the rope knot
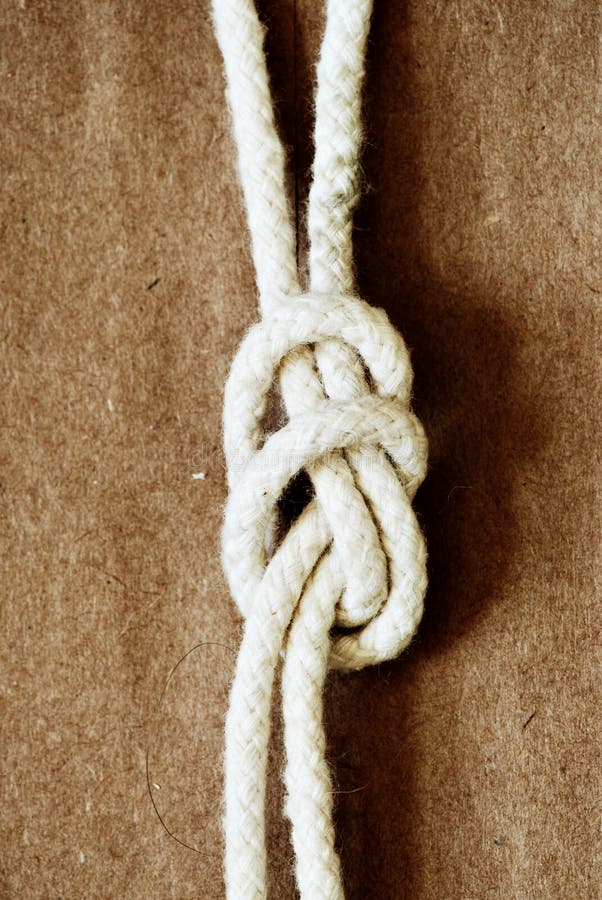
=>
[223,292,428,671]
[213,1,428,894]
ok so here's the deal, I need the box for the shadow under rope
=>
[325,3,551,899]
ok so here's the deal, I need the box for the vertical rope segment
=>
[212,1,428,897]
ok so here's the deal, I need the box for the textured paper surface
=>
[1,2,600,898]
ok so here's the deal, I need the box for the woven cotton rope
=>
[212,0,428,896]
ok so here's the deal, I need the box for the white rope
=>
[212,1,428,897]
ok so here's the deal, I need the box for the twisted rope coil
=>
[213,1,428,897]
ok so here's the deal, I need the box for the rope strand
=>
[309,0,373,294]
[212,2,428,897]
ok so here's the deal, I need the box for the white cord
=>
[212,2,428,897]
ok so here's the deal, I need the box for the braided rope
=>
[212,1,428,897]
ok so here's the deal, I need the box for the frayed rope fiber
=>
[212,0,428,896]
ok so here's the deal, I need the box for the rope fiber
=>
[212,1,428,896]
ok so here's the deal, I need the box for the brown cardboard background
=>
[1,2,600,898]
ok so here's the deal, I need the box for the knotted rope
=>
[212,1,428,897]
